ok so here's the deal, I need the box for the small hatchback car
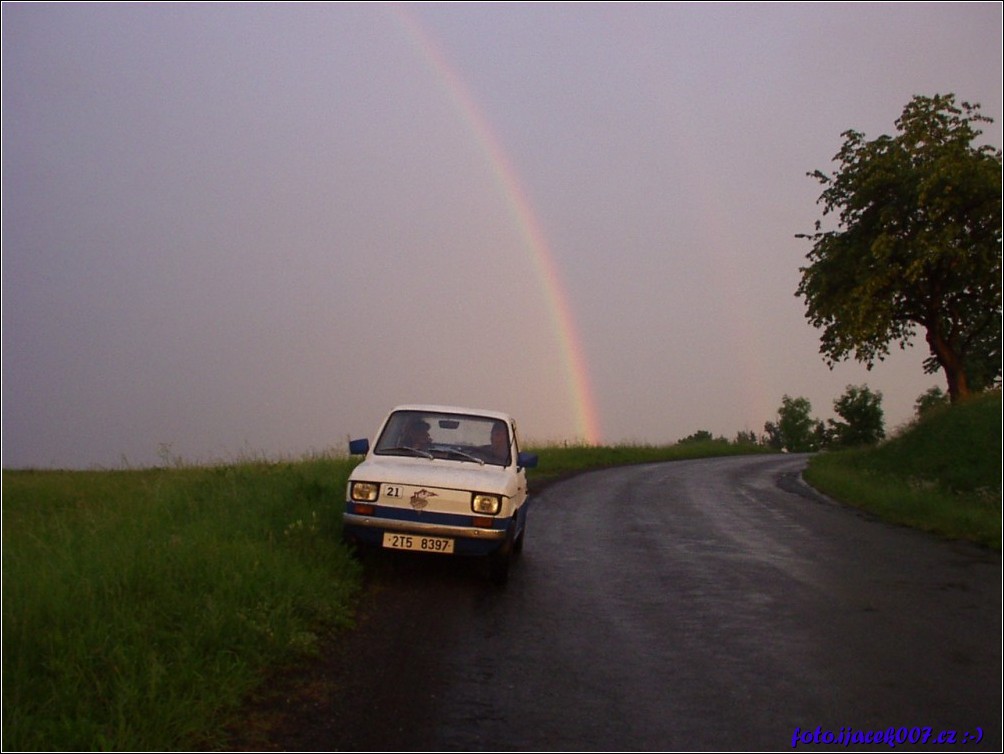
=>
[343,405,538,584]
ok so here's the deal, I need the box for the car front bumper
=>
[342,503,516,556]
[342,512,508,541]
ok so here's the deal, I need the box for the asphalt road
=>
[232,454,1001,751]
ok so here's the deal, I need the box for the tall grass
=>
[3,457,361,751]
[804,390,1001,549]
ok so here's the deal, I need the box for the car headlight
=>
[350,481,379,502]
[471,493,502,515]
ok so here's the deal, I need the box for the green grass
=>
[3,457,362,751]
[526,438,769,488]
[804,390,1002,549]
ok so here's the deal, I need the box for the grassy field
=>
[2,458,362,751]
[3,404,998,750]
[804,390,1002,549]
[527,437,769,488]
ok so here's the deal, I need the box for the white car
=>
[343,405,538,584]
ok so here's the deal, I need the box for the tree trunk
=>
[926,325,971,403]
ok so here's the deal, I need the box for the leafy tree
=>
[762,421,782,451]
[734,430,759,446]
[827,384,885,447]
[914,386,950,418]
[796,94,1002,403]
[678,429,714,444]
[764,395,824,452]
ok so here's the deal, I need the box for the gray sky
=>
[3,2,1001,468]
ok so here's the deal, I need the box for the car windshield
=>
[374,410,512,467]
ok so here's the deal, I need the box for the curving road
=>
[236,455,1001,751]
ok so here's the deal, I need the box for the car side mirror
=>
[349,438,370,455]
[517,451,538,470]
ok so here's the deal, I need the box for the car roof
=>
[389,404,515,423]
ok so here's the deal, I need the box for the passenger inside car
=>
[401,418,432,450]
[487,422,511,465]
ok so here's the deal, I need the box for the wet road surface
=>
[236,454,1001,751]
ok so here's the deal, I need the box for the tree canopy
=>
[796,94,1002,402]
[827,384,885,448]
[763,395,824,453]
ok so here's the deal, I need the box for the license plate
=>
[382,532,455,554]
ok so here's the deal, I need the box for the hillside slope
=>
[804,390,1001,548]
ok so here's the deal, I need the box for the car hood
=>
[350,456,520,497]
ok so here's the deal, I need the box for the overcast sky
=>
[3,2,1001,468]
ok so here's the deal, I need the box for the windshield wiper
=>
[438,448,485,465]
[385,445,434,459]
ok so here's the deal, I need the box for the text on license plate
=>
[382,532,455,554]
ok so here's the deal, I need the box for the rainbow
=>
[389,7,602,444]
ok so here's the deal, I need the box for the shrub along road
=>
[226,455,1000,750]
